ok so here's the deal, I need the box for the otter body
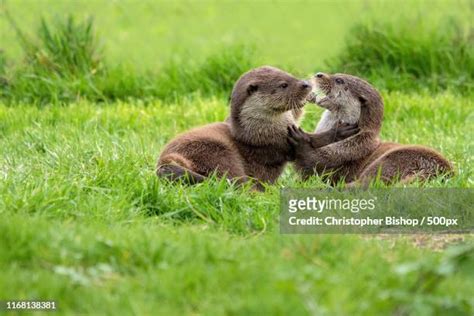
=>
[159,119,293,184]
[157,66,354,187]
[290,73,452,185]
[158,122,246,183]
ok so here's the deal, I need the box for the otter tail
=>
[157,153,206,184]
[157,164,206,184]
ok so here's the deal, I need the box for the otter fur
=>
[157,66,358,188]
[289,72,453,185]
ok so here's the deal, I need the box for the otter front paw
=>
[335,123,359,141]
[306,92,317,103]
[316,95,338,112]
[287,125,313,158]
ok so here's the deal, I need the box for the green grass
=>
[328,18,473,93]
[1,217,472,315]
[1,12,259,104]
[1,0,472,104]
[1,0,473,314]
[1,0,471,71]
[1,92,473,314]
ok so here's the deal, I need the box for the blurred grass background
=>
[1,0,471,69]
[0,0,472,103]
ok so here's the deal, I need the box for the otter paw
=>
[335,123,359,141]
[287,125,311,146]
[306,92,317,103]
[317,95,338,112]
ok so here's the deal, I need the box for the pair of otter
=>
[157,66,452,188]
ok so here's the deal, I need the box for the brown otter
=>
[157,66,359,188]
[289,72,453,186]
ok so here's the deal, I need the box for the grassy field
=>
[1,0,473,315]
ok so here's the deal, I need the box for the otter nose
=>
[301,81,311,90]
[315,72,324,78]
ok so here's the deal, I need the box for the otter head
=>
[311,72,384,132]
[231,66,312,113]
[230,66,312,144]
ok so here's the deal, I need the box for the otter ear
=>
[359,96,367,106]
[247,83,259,96]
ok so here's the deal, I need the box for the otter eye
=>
[335,78,344,84]
[280,83,288,89]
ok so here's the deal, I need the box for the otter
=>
[288,72,453,186]
[157,66,358,188]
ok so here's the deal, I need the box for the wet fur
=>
[293,73,453,185]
